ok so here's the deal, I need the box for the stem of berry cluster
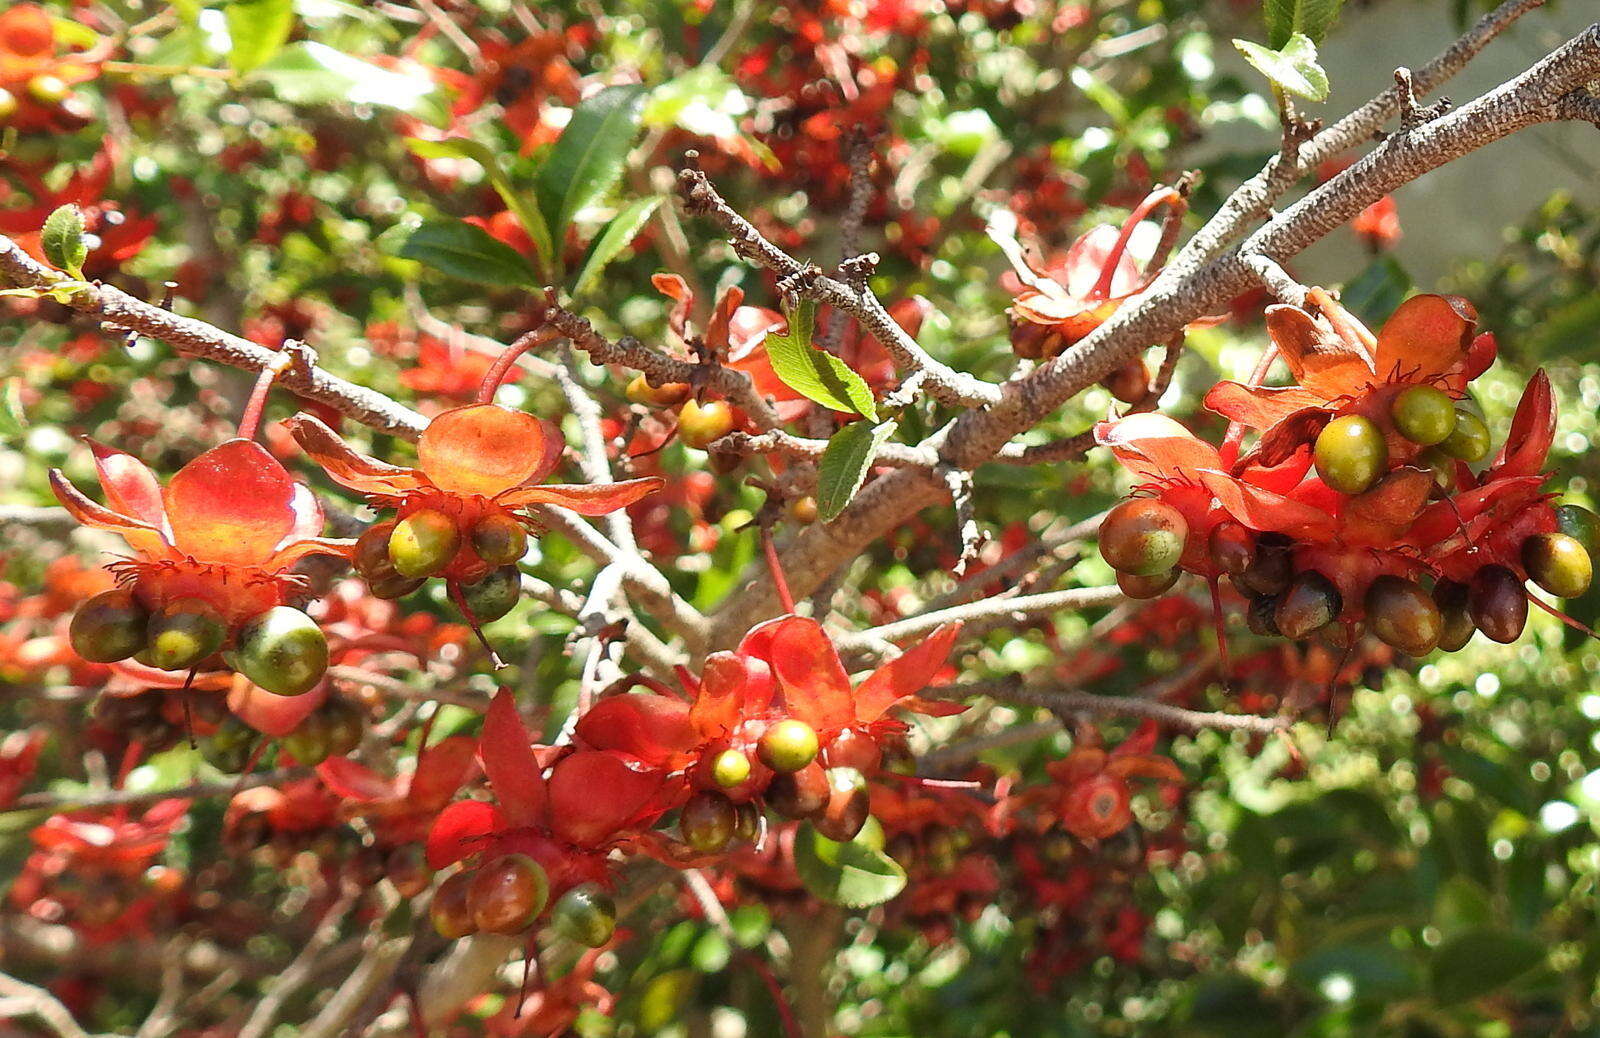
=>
[235,352,295,442]
[1089,186,1184,301]
[476,326,556,404]
[763,527,797,615]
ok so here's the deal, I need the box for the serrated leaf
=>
[1264,0,1346,47]
[793,821,905,908]
[535,84,648,249]
[224,0,294,74]
[406,136,553,276]
[393,219,537,287]
[765,301,878,420]
[573,196,662,295]
[817,420,897,522]
[1234,34,1330,103]
[1429,928,1544,1004]
[40,204,87,277]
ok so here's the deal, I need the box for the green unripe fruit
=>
[711,748,752,788]
[550,884,617,947]
[1098,498,1188,577]
[1363,575,1442,657]
[353,521,425,599]
[1274,571,1342,639]
[468,853,549,935]
[144,597,226,671]
[1468,565,1527,644]
[282,715,331,767]
[757,719,820,773]
[202,716,257,773]
[388,509,460,578]
[1390,385,1458,446]
[26,74,69,105]
[1522,532,1593,599]
[680,790,737,852]
[470,513,528,567]
[1555,505,1600,561]
[460,566,520,622]
[1314,415,1387,494]
[732,801,761,842]
[229,607,328,696]
[1439,410,1490,462]
[70,589,150,663]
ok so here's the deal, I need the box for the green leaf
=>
[224,0,294,74]
[256,43,448,125]
[793,820,905,908]
[764,301,878,420]
[1264,0,1346,47]
[535,84,648,245]
[817,420,898,523]
[40,204,87,278]
[1290,942,1419,1001]
[1233,34,1330,103]
[1429,928,1544,1004]
[392,219,537,287]
[406,137,553,277]
[0,378,24,441]
[572,196,662,295]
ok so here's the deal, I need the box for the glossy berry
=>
[26,74,68,105]
[711,748,753,789]
[388,508,460,579]
[385,844,433,898]
[1433,579,1475,652]
[229,606,329,696]
[1468,565,1528,644]
[757,719,820,773]
[468,853,549,935]
[626,375,690,407]
[1390,385,1458,446]
[1098,498,1187,577]
[70,589,150,663]
[0,88,16,120]
[766,761,830,819]
[732,801,761,842]
[1522,532,1593,599]
[681,790,737,852]
[470,513,527,567]
[677,399,736,449]
[1236,533,1294,596]
[788,496,819,525]
[202,716,256,773]
[1117,568,1178,599]
[144,598,226,671]
[1102,359,1149,404]
[550,884,617,947]
[282,715,331,766]
[322,698,365,758]
[1274,571,1341,639]
[821,727,882,772]
[1439,410,1490,462]
[1555,505,1600,560]
[431,870,478,939]
[1245,595,1281,637]
[1207,521,1256,577]
[813,767,870,842]
[353,520,424,599]
[460,566,521,622]
[1314,415,1387,495]
[1364,575,1442,657]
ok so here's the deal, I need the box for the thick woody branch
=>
[0,238,427,439]
[678,165,1003,408]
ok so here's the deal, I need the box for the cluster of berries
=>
[0,5,96,133]
[1095,292,1596,658]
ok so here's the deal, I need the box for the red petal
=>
[705,285,744,352]
[427,800,505,868]
[1244,408,1332,470]
[1203,382,1328,431]
[546,751,663,847]
[49,469,165,550]
[408,735,479,810]
[1062,223,1141,299]
[418,404,556,497]
[854,623,961,723]
[1462,331,1497,382]
[317,757,397,802]
[283,414,423,497]
[1490,370,1555,479]
[764,616,856,731]
[652,272,693,339]
[481,688,545,827]
[1266,304,1374,398]
[572,694,696,767]
[1112,720,1160,757]
[1094,413,1222,484]
[228,676,328,737]
[163,440,299,566]
[1373,294,1476,383]
[898,695,968,717]
[689,651,750,736]
[1198,469,1337,540]
[496,476,664,515]
[1105,754,1184,783]
[87,440,169,533]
